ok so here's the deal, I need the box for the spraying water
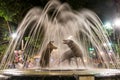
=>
[0,0,118,69]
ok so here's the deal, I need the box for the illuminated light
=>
[89,48,94,51]
[84,58,87,62]
[11,33,17,39]
[103,42,112,47]
[100,52,104,55]
[103,43,107,46]
[14,50,18,53]
[67,36,73,39]
[108,42,112,46]
[114,18,120,26]
[104,22,112,29]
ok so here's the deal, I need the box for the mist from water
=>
[0,0,118,69]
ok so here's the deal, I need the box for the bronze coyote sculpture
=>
[40,41,57,67]
[61,39,85,67]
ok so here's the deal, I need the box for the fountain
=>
[0,0,120,80]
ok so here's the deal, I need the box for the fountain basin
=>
[0,69,120,80]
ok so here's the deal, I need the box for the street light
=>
[114,18,120,27]
[11,33,24,50]
[11,33,17,39]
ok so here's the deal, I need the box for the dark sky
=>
[23,0,117,23]
[56,0,118,23]
[83,0,117,23]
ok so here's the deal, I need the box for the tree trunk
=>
[6,21,12,34]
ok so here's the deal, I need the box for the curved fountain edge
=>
[0,68,120,76]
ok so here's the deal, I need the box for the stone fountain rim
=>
[0,68,120,77]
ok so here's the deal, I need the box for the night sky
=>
[71,0,117,23]
[85,0,117,23]
[0,0,119,23]
[39,0,118,23]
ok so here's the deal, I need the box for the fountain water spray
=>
[0,0,118,69]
